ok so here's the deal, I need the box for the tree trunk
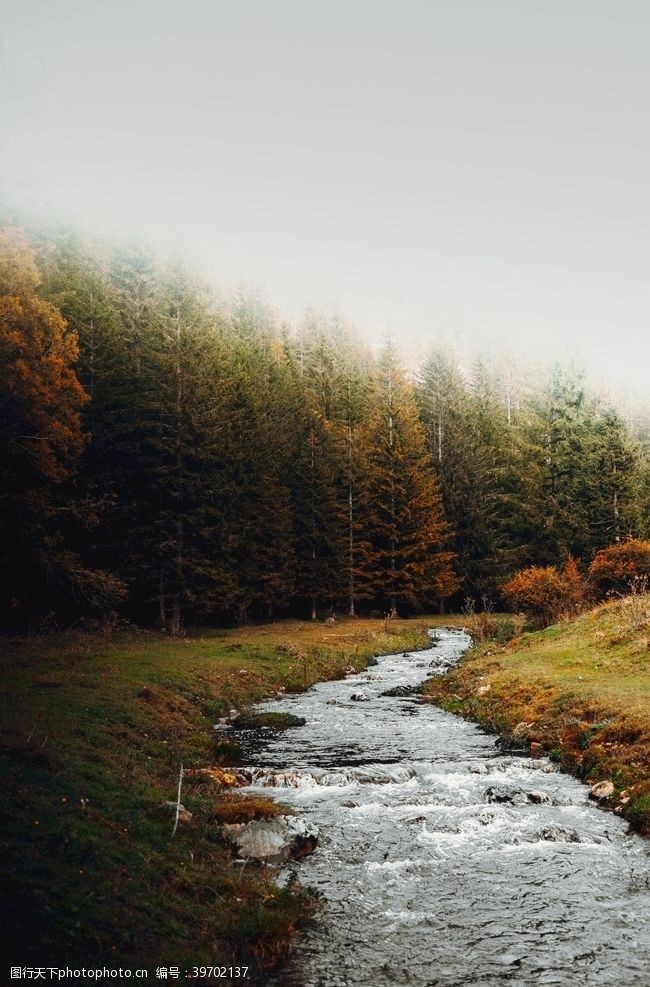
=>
[159,572,166,630]
[168,594,182,636]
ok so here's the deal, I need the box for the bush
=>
[502,560,584,628]
[493,620,517,644]
[588,539,650,599]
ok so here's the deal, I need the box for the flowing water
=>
[238,628,650,986]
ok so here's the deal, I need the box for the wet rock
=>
[590,780,615,800]
[485,785,527,804]
[366,657,379,667]
[380,684,422,698]
[539,825,582,843]
[212,709,240,728]
[186,766,252,787]
[232,711,306,731]
[527,790,551,804]
[219,815,318,863]
[350,692,370,702]
[252,770,305,787]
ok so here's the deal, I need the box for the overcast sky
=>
[1,0,649,394]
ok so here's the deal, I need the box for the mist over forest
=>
[2,222,648,633]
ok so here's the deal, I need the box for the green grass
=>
[426,596,650,835]
[1,615,439,975]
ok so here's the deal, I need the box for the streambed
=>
[239,628,650,986]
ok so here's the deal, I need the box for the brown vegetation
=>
[588,538,650,599]
[502,559,584,628]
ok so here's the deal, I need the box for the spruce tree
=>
[357,344,458,611]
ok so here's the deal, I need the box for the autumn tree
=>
[357,344,459,611]
[0,227,122,624]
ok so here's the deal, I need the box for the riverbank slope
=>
[425,596,650,835]
[1,616,440,976]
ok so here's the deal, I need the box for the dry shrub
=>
[212,793,287,824]
[610,586,650,641]
[589,539,650,600]
[462,597,498,642]
[502,560,585,628]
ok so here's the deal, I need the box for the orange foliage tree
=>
[0,227,88,477]
[0,227,90,622]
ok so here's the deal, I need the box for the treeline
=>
[0,225,648,631]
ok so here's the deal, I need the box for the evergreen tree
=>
[589,406,644,546]
[296,311,371,616]
[357,344,458,611]
[219,298,296,622]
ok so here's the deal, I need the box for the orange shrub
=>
[502,561,584,628]
[561,557,586,614]
[588,539,650,598]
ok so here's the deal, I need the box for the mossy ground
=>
[425,596,650,836]
[1,615,440,978]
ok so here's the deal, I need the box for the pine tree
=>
[219,298,297,622]
[295,312,371,616]
[589,406,644,546]
[531,365,597,560]
[357,344,458,611]
[284,373,342,617]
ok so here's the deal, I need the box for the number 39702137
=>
[191,968,249,979]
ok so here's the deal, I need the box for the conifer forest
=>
[2,225,648,634]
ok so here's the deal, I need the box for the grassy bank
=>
[1,616,435,978]
[425,597,650,836]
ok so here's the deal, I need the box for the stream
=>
[238,628,650,986]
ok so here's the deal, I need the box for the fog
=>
[1,0,649,395]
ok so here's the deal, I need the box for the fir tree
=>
[357,344,458,611]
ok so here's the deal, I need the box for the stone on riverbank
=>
[590,780,615,800]
[219,815,319,863]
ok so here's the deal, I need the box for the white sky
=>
[1,0,649,395]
